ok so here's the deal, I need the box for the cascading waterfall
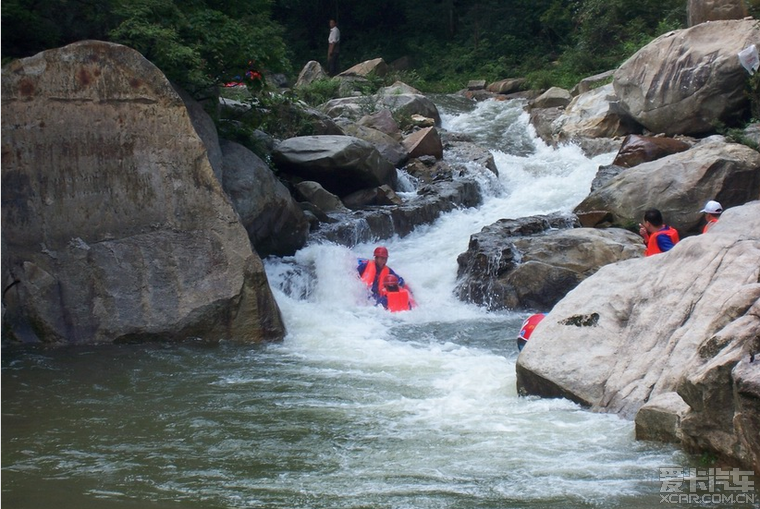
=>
[3,97,725,509]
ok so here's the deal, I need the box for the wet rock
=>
[443,140,498,175]
[312,175,482,246]
[358,109,402,141]
[402,127,443,159]
[322,81,441,126]
[342,185,403,209]
[220,140,310,257]
[337,121,409,166]
[272,135,397,197]
[635,392,691,443]
[294,181,348,213]
[455,213,642,310]
[552,84,642,143]
[516,201,760,469]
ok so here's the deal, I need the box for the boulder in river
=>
[272,135,398,197]
[455,213,643,310]
[516,201,760,470]
[1,40,285,345]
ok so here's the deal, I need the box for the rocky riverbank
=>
[2,14,759,470]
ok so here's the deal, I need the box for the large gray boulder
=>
[272,135,397,197]
[575,139,760,234]
[611,134,692,168]
[516,201,760,469]
[530,87,572,109]
[614,20,760,135]
[1,40,285,345]
[322,81,441,126]
[688,0,749,26]
[337,121,409,166]
[455,214,643,310]
[220,140,310,257]
[552,84,642,142]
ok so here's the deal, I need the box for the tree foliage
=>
[2,0,290,95]
[4,0,690,93]
[108,0,289,94]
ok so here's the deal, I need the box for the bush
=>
[295,78,341,106]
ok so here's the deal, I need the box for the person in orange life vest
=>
[699,200,722,233]
[379,274,416,312]
[517,313,545,351]
[357,246,406,304]
[638,208,679,256]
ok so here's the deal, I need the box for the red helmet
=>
[374,246,389,258]
[384,274,399,286]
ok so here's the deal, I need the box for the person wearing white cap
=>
[700,200,723,233]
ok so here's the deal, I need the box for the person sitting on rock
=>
[639,208,680,256]
[379,274,416,312]
[357,246,407,304]
[699,200,723,233]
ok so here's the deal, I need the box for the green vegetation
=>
[3,0,689,95]
[6,0,759,137]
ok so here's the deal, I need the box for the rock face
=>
[322,81,442,125]
[487,78,527,94]
[530,87,572,109]
[271,135,397,197]
[614,20,760,135]
[336,121,409,166]
[295,60,329,89]
[1,40,285,345]
[575,139,760,234]
[338,57,388,78]
[516,201,760,469]
[552,84,642,143]
[455,214,643,310]
[611,134,692,168]
[220,140,310,257]
[687,0,748,26]
[402,127,443,159]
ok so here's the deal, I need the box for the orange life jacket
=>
[386,289,413,312]
[702,217,718,234]
[360,261,390,297]
[645,226,680,256]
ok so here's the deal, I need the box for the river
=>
[3,97,754,509]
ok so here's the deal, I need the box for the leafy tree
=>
[2,0,116,61]
[109,0,290,95]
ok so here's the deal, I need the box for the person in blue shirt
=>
[357,246,406,304]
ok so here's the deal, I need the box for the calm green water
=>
[1,316,727,509]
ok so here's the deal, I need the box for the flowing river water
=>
[3,98,755,509]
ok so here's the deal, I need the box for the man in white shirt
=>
[327,19,340,76]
